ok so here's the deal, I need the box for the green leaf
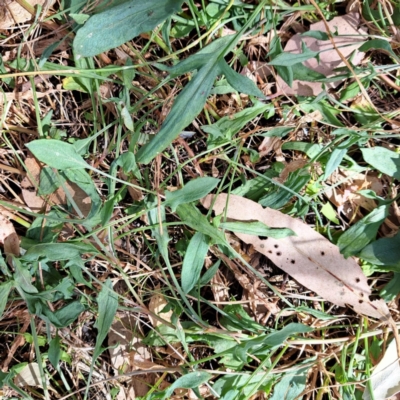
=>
[0,281,12,320]
[199,260,220,286]
[48,336,61,368]
[301,30,329,40]
[176,203,226,245]
[268,41,318,67]
[360,231,400,269]
[26,139,89,170]
[204,100,269,149]
[380,273,400,301]
[43,301,86,328]
[137,34,261,164]
[263,323,313,347]
[220,221,295,239]
[220,61,264,98]
[270,364,309,400]
[221,304,266,333]
[362,147,400,179]
[359,39,399,62]
[38,167,60,195]
[93,279,118,361]
[61,168,102,222]
[181,232,209,293]
[338,205,389,258]
[73,0,185,57]
[22,242,94,262]
[261,127,293,137]
[159,371,212,400]
[165,177,220,212]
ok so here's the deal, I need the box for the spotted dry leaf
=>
[202,193,390,320]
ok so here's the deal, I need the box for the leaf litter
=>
[202,193,390,320]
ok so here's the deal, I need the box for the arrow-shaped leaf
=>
[136,35,265,164]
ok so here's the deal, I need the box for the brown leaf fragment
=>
[0,214,20,257]
[202,193,390,320]
[276,12,366,97]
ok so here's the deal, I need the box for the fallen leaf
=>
[363,339,400,400]
[108,313,159,396]
[276,12,366,96]
[14,363,47,387]
[202,193,389,320]
[21,156,92,216]
[0,0,46,29]
[148,293,173,327]
[0,213,19,257]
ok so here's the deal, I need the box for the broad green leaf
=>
[73,0,185,57]
[270,365,310,400]
[176,203,226,245]
[268,41,319,67]
[323,147,347,179]
[13,257,38,294]
[268,36,293,87]
[159,371,212,400]
[0,281,12,319]
[380,273,400,301]
[301,30,329,40]
[93,279,118,360]
[26,139,89,170]
[48,336,61,368]
[181,232,209,293]
[38,167,59,195]
[360,231,400,269]
[359,39,399,62]
[220,221,295,239]
[43,301,85,328]
[338,205,389,258]
[22,242,94,262]
[362,147,400,179]
[165,177,220,212]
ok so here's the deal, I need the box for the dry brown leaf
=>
[0,214,19,257]
[0,0,46,29]
[202,193,390,320]
[108,313,158,397]
[21,156,92,216]
[276,12,366,96]
[148,293,173,327]
[14,363,48,387]
[258,136,282,159]
[120,172,143,201]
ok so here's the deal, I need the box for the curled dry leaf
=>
[276,12,366,97]
[202,193,389,320]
